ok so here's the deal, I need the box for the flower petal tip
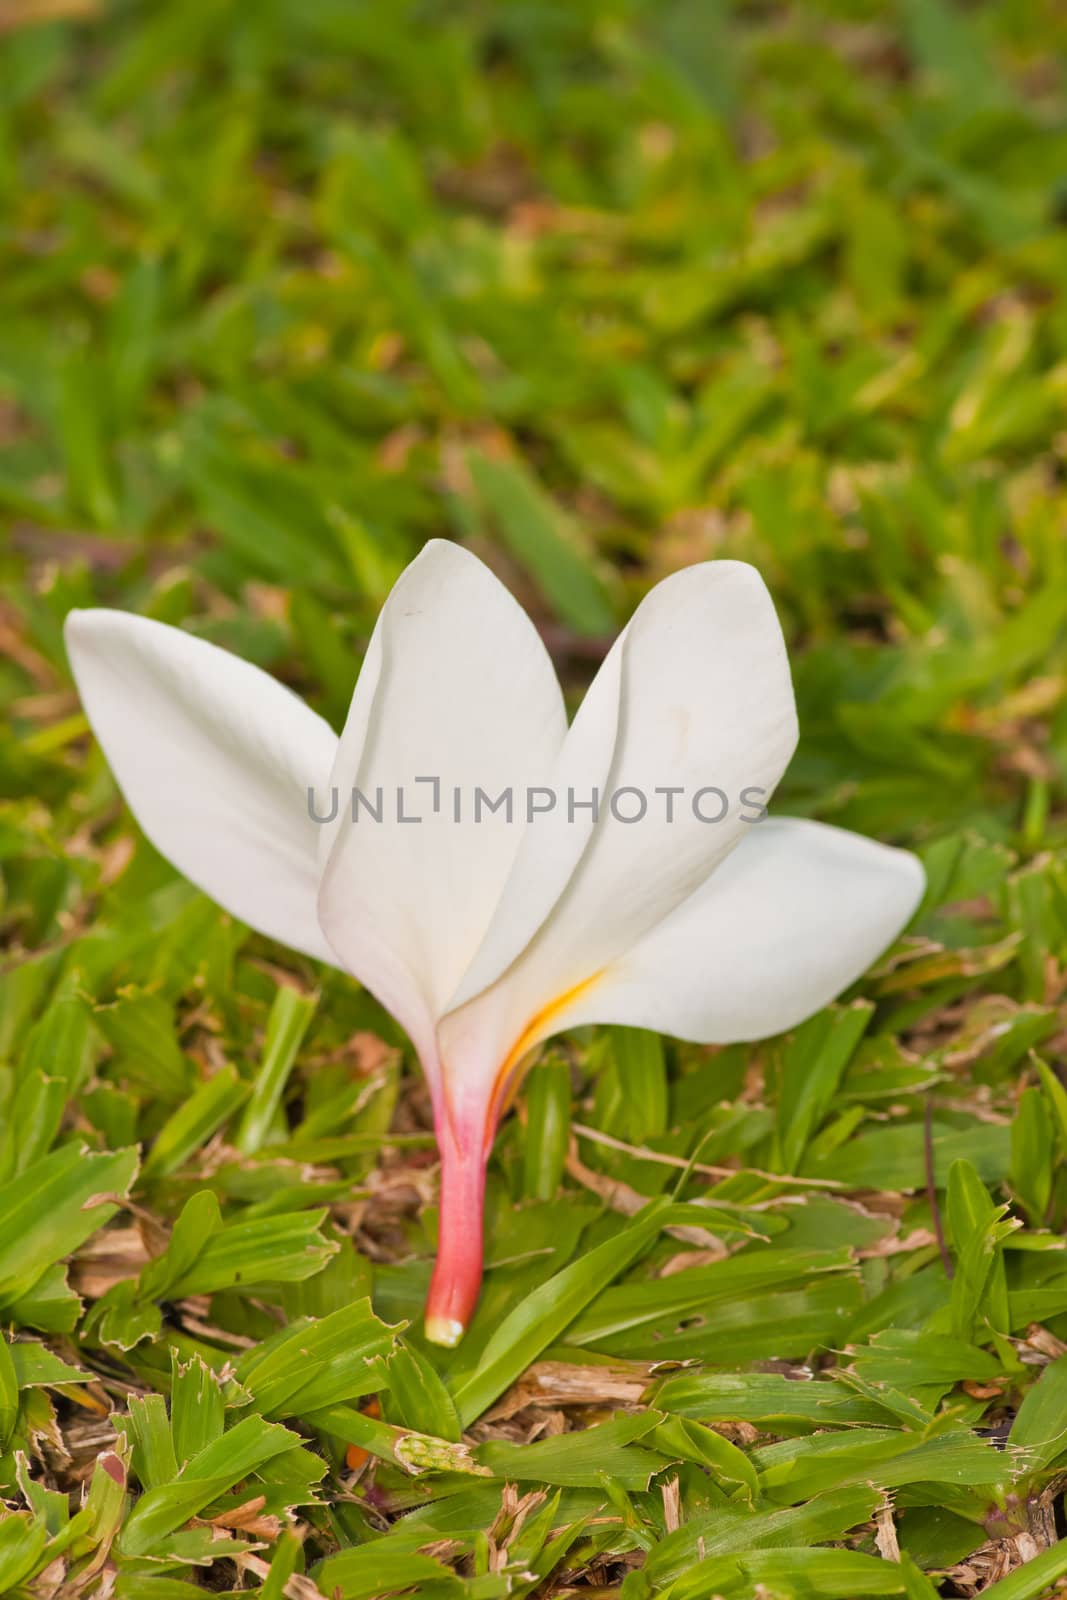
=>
[424,1315,465,1348]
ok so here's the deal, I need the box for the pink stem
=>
[424,1110,491,1346]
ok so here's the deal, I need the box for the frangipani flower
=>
[65,541,924,1345]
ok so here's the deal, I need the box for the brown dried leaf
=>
[482,1361,653,1424]
[874,1502,900,1562]
[661,1476,681,1536]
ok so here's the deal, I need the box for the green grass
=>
[3,0,1067,1595]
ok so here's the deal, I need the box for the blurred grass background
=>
[4,1,1067,1596]
[4,0,1067,849]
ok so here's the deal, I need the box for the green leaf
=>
[1035,1056,1067,1159]
[566,1247,856,1345]
[1010,1085,1055,1225]
[381,1338,461,1442]
[610,1027,669,1142]
[259,1530,304,1600]
[452,1196,673,1426]
[650,1371,894,1433]
[1009,1353,1067,1474]
[15,994,93,1095]
[118,1414,322,1558]
[900,1550,945,1600]
[0,1143,139,1308]
[522,1058,571,1202]
[58,348,117,526]
[467,453,614,636]
[140,1194,336,1300]
[79,1441,129,1562]
[8,1341,89,1389]
[234,984,318,1155]
[119,1393,179,1491]
[775,1002,874,1173]
[846,1328,1004,1389]
[170,1353,226,1466]
[0,1511,48,1593]
[0,1069,68,1179]
[660,1545,911,1599]
[142,1063,247,1179]
[86,1278,163,1351]
[0,1333,18,1448]
[944,1157,1014,1341]
[648,1413,759,1502]
[476,1412,673,1489]
[235,1299,396,1418]
[138,1189,222,1301]
[313,1542,462,1600]
[0,997,94,1180]
[645,1486,882,1587]
[803,1120,1012,1190]
[94,989,190,1100]
[753,1426,1008,1502]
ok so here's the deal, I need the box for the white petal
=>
[443,561,797,1062]
[551,818,926,1042]
[317,540,567,1067]
[444,634,625,1012]
[65,609,338,963]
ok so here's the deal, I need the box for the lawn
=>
[3,0,1067,1595]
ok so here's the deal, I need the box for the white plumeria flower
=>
[65,540,924,1346]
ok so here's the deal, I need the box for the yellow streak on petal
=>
[487,969,604,1129]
